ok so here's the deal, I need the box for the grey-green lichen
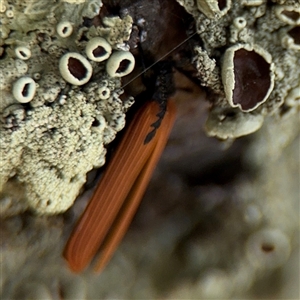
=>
[0,0,134,214]
[205,107,265,139]
[92,15,134,50]
[178,0,300,139]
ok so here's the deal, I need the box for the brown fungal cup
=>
[222,44,275,112]
[59,52,93,85]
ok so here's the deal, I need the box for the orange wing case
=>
[64,100,176,273]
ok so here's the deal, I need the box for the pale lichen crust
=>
[178,0,300,139]
[0,0,135,214]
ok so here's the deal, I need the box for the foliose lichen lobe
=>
[0,0,135,215]
[178,0,300,139]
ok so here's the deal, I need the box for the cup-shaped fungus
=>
[196,0,231,19]
[15,46,31,60]
[85,37,112,62]
[106,50,135,77]
[56,21,73,38]
[233,17,247,30]
[12,77,37,103]
[59,52,93,86]
[97,86,111,100]
[222,44,275,112]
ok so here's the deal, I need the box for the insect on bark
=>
[64,0,199,273]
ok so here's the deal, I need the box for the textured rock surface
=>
[0,0,299,299]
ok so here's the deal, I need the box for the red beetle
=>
[64,0,199,273]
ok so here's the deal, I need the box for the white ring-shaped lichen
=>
[0,1,7,13]
[33,72,41,81]
[12,77,37,103]
[106,51,135,77]
[246,228,291,270]
[86,37,112,62]
[5,9,14,18]
[59,52,93,86]
[221,43,275,112]
[98,86,111,100]
[56,21,73,38]
[233,17,247,29]
[15,46,31,60]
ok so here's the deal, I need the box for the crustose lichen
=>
[0,0,135,215]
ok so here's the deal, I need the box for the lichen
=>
[0,0,135,214]
[205,106,264,139]
[196,0,232,19]
[0,1,299,298]
[177,0,300,138]
[96,15,133,50]
[221,44,275,112]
